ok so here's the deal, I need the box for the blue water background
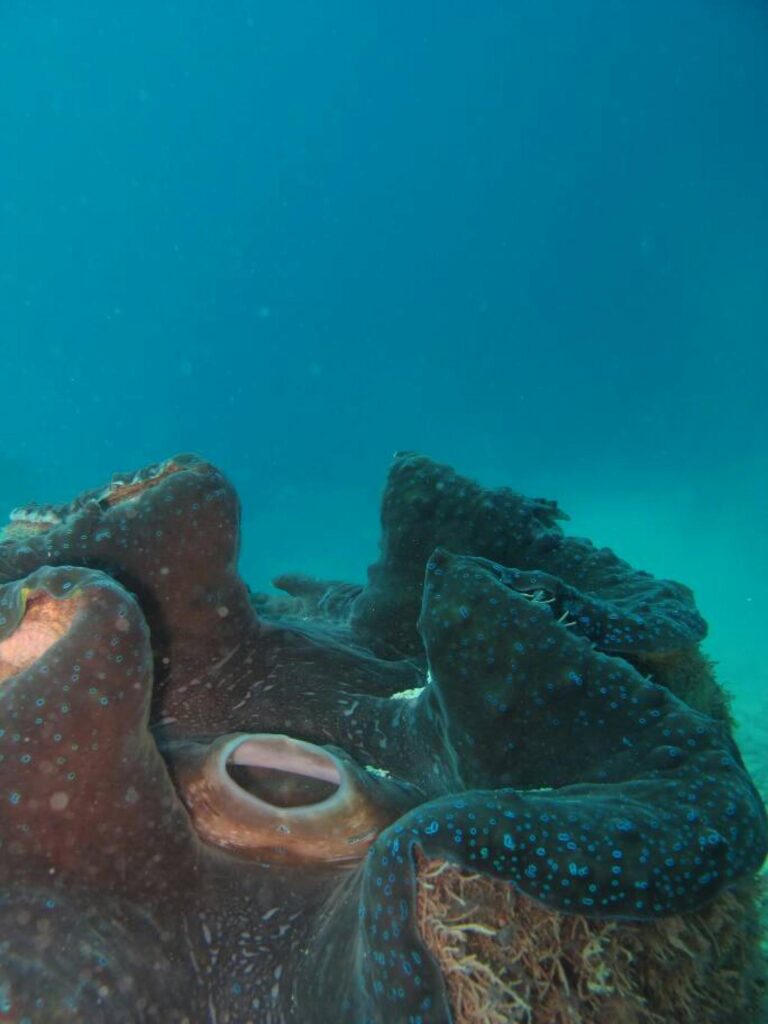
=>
[2,2,767,771]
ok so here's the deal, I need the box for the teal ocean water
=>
[2,2,766,778]
[1,4,766,1019]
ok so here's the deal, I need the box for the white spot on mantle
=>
[389,686,426,701]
